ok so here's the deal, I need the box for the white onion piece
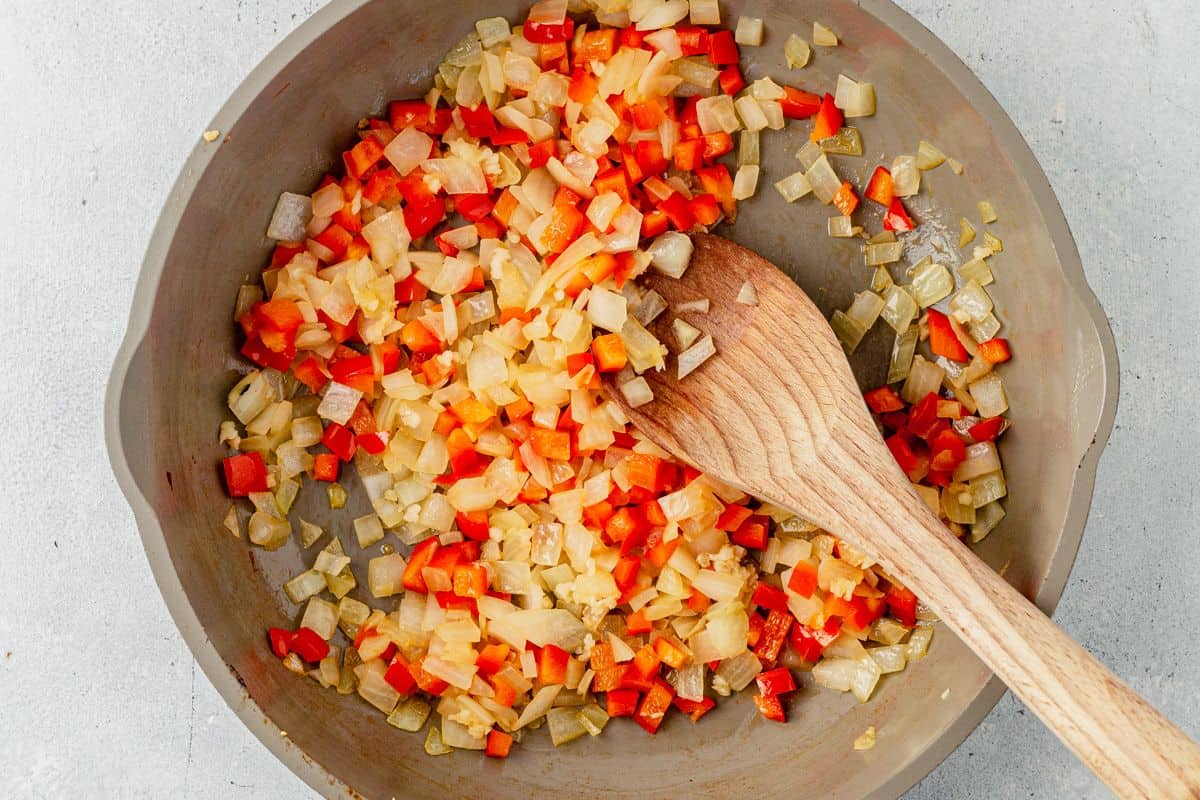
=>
[774,171,812,203]
[587,287,628,332]
[805,155,841,204]
[515,685,562,729]
[834,74,876,118]
[696,95,741,135]
[384,126,435,176]
[636,0,690,31]
[784,34,811,69]
[620,376,654,408]
[813,21,839,46]
[735,16,764,46]
[317,382,363,425]
[672,318,702,351]
[528,0,567,23]
[646,231,693,278]
[677,334,716,379]
[736,281,758,306]
[891,155,921,197]
[901,355,946,404]
[422,158,487,195]
[267,192,312,241]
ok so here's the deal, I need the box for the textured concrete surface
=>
[1,1,1196,798]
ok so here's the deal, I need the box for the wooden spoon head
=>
[604,233,889,533]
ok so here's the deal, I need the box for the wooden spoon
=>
[603,233,1200,800]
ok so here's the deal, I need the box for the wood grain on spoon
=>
[605,233,1200,800]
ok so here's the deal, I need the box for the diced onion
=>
[813,22,839,46]
[732,165,760,200]
[830,311,867,353]
[267,192,312,241]
[891,155,921,197]
[646,231,693,278]
[774,171,812,203]
[834,75,876,118]
[846,291,885,330]
[688,0,720,25]
[736,281,758,306]
[735,16,764,46]
[916,140,946,170]
[784,34,811,68]
[969,373,1009,418]
[696,95,741,135]
[384,127,435,176]
[677,334,716,379]
[901,355,946,404]
[636,0,690,31]
[910,261,954,307]
[805,155,841,204]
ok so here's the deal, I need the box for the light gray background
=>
[1,1,1196,797]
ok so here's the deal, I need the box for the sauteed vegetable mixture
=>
[218,0,1012,756]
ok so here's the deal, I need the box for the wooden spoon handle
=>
[862,481,1200,799]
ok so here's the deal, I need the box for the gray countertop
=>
[2,1,1196,797]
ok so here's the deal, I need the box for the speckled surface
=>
[1,1,1196,797]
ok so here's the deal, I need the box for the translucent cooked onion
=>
[774,170,812,203]
[735,281,758,306]
[881,285,918,332]
[910,261,954,307]
[969,373,1009,418]
[813,22,838,46]
[636,0,690,31]
[677,334,716,379]
[620,376,654,408]
[696,95,741,135]
[901,355,946,404]
[891,155,921,197]
[846,291,885,330]
[916,140,946,170]
[805,155,841,204]
[834,75,875,118]
[735,16,764,46]
[784,34,811,68]
[267,192,312,241]
[830,311,867,353]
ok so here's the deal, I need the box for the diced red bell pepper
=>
[523,17,574,44]
[930,428,968,472]
[707,29,739,66]
[716,503,754,532]
[485,729,513,758]
[343,137,384,180]
[977,337,1012,364]
[675,26,709,56]
[476,643,511,676]
[454,192,494,223]
[672,696,716,722]
[672,138,704,173]
[576,28,617,62]
[695,164,735,216]
[254,299,305,354]
[452,563,488,599]
[222,452,268,497]
[780,86,822,120]
[689,191,720,227]
[455,510,491,542]
[886,585,919,627]
[732,515,770,550]
[384,658,417,696]
[718,64,746,95]
[291,627,330,662]
[752,693,786,722]
[312,453,339,482]
[832,181,860,217]
[787,559,819,598]
[457,104,497,139]
[292,356,328,394]
[357,431,388,456]
[658,192,694,232]
[634,139,669,176]
[810,93,843,142]
[864,386,906,414]
[701,131,733,161]
[540,203,586,254]
[313,222,353,262]
[886,432,929,482]
[402,537,440,593]
[752,582,791,615]
[927,309,970,362]
[756,667,797,697]
[592,334,627,372]
[321,422,357,462]
[907,393,943,439]
[394,274,429,305]
[752,609,792,665]
[883,197,916,232]
[969,416,1008,443]
[789,624,827,662]
[606,688,640,718]
[865,166,895,206]
[411,658,450,696]
[268,627,292,659]
[635,678,676,734]
[537,644,571,685]
[624,608,652,635]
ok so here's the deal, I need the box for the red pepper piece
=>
[523,18,575,44]
[485,729,513,758]
[311,453,339,482]
[717,64,746,95]
[291,627,330,662]
[977,337,1012,364]
[789,624,828,662]
[222,452,269,497]
[752,582,791,615]
[267,627,292,659]
[865,166,895,206]
[886,431,929,482]
[707,30,739,66]
[780,86,822,120]
[402,537,440,593]
[832,181,860,217]
[810,93,843,142]
[927,308,970,362]
[969,416,1008,443]
[907,392,943,439]
[606,688,640,718]
[753,609,793,665]
[864,386,906,414]
[886,585,919,627]
[671,696,716,722]
[731,515,770,550]
[675,26,709,56]
[756,667,797,697]
[883,197,916,232]
[787,560,819,598]
[384,657,417,696]
[537,644,571,684]
[752,693,786,722]
[634,678,676,734]
[321,422,357,462]
[930,428,968,472]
